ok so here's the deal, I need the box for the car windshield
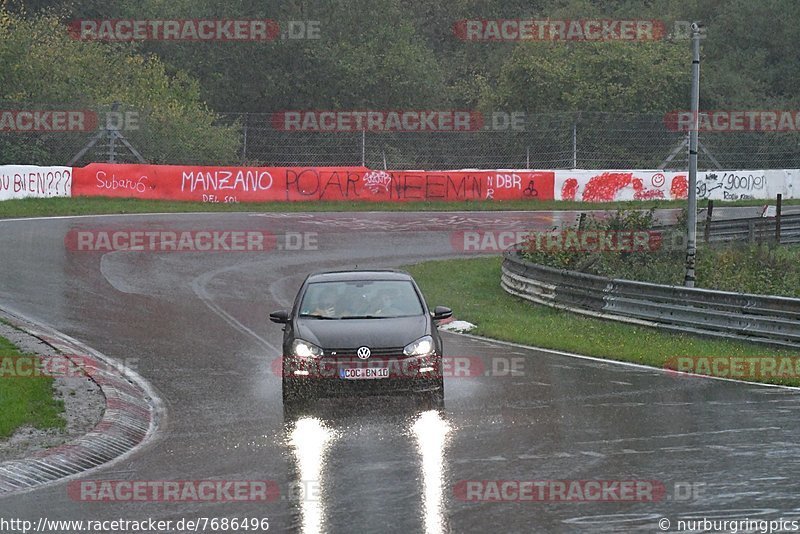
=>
[299,280,424,319]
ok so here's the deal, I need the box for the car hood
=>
[294,315,429,350]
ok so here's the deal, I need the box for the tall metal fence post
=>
[361,129,366,167]
[108,127,116,163]
[241,116,248,164]
[572,122,577,169]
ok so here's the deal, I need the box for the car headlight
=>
[291,339,323,359]
[403,335,435,357]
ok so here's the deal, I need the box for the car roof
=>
[305,269,413,283]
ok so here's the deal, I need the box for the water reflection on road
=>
[283,396,452,534]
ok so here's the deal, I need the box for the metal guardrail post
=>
[776,194,782,244]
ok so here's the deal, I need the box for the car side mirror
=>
[432,306,452,321]
[269,310,290,324]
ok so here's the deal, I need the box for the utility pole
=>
[684,22,703,287]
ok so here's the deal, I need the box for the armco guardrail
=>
[700,213,800,244]
[501,248,800,348]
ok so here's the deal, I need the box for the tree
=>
[0,6,239,165]
[486,41,688,113]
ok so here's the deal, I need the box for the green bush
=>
[521,209,800,297]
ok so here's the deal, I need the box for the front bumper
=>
[281,353,443,395]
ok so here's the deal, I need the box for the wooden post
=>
[704,200,714,244]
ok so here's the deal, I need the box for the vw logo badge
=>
[357,346,371,360]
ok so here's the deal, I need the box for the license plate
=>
[339,367,389,380]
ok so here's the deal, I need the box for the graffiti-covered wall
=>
[1,164,795,202]
[70,164,556,202]
[554,170,795,202]
[0,165,72,200]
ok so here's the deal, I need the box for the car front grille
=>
[323,347,406,359]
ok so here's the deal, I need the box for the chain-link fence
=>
[2,104,799,170]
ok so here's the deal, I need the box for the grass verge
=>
[0,334,65,438]
[406,256,800,387]
[0,196,796,219]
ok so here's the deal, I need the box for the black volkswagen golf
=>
[269,270,452,403]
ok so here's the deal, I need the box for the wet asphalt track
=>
[1,210,800,533]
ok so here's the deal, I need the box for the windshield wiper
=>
[299,313,340,320]
[340,315,381,320]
